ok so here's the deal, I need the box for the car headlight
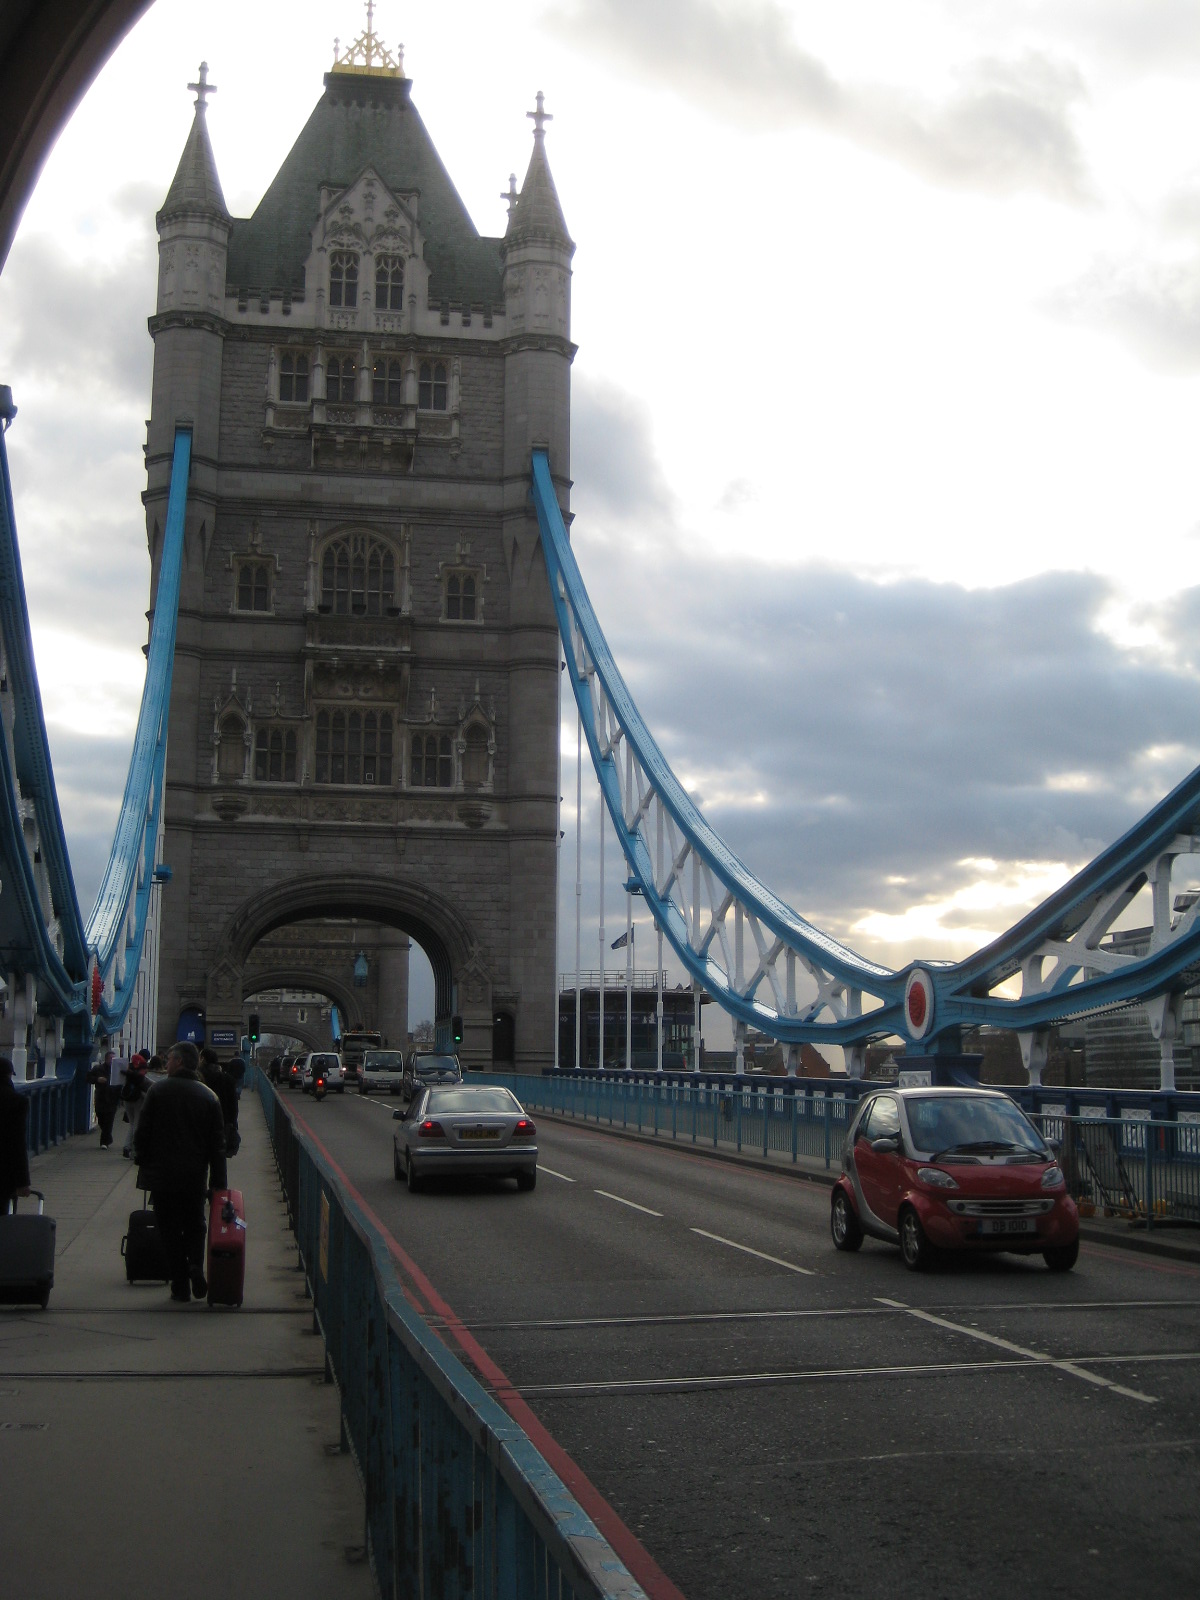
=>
[1041,1164,1065,1189]
[917,1167,959,1189]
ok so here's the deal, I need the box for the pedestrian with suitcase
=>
[133,1041,227,1303]
[0,1055,31,1209]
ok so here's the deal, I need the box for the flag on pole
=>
[611,928,633,949]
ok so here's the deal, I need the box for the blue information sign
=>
[210,1028,237,1048]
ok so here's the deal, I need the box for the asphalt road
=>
[290,1086,1200,1600]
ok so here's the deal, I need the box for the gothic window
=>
[444,570,477,622]
[279,353,309,403]
[326,354,357,403]
[315,709,393,785]
[418,360,448,411]
[372,357,404,406]
[411,732,453,788]
[235,560,270,613]
[254,727,297,782]
[329,251,359,308]
[375,255,404,311]
[319,533,397,616]
[218,714,246,781]
[462,723,490,790]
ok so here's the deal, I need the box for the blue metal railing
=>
[17,1077,76,1155]
[254,1072,648,1600]
[503,1072,1200,1230]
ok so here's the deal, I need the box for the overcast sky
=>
[3,1,1200,1049]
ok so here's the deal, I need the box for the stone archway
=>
[212,872,495,1067]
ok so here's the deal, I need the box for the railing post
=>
[1145,1123,1154,1231]
[791,1090,798,1164]
[824,1100,832,1169]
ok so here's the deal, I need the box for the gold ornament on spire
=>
[331,2,405,78]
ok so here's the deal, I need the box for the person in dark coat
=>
[87,1053,122,1149]
[0,1056,31,1210]
[120,1052,151,1159]
[199,1046,239,1157]
[134,1041,227,1302]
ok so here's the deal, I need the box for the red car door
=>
[854,1095,905,1229]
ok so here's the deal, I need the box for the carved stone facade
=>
[146,56,572,1069]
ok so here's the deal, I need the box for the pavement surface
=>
[1,1096,374,1600]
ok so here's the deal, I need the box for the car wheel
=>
[1043,1238,1079,1272]
[393,1144,402,1181]
[405,1153,423,1194]
[899,1206,933,1271]
[516,1169,536,1192]
[830,1189,863,1252]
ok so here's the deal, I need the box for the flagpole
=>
[625,904,633,1070]
[656,922,664,1074]
[574,713,581,1071]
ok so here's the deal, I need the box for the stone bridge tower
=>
[143,35,572,1068]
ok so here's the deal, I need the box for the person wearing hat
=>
[0,1056,31,1211]
[120,1052,152,1159]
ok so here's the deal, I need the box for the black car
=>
[400,1051,463,1101]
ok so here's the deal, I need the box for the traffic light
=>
[451,1014,463,1045]
[248,1012,260,1043]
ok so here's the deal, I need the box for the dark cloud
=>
[571,377,674,520]
[549,0,1092,201]
[557,540,1200,969]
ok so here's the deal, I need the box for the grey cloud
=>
[42,730,133,921]
[559,542,1200,965]
[549,0,1091,201]
[571,376,674,520]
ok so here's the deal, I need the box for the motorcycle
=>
[313,1073,327,1102]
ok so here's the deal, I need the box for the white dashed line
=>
[595,1189,663,1217]
[539,1165,575,1182]
[691,1228,817,1276]
[876,1296,1157,1405]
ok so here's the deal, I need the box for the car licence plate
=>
[460,1127,500,1141]
[978,1218,1034,1235]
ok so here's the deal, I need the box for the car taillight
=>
[513,1118,536,1137]
[418,1119,446,1139]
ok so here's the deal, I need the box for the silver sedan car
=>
[392,1084,537,1192]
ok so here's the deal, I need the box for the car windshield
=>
[364,1052,404,1068]
[413,1055,460,1077]
[905,1094,1046,1158]
[425,1086,518,1116]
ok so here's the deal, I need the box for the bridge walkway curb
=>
[1,1092,373,1600]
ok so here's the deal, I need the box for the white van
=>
[358,1048,406,1095]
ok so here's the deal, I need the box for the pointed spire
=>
[159,63,229,224]
[505,91,572,251]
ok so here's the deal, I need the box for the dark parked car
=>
[400,1051,463,1101]
[830,1085,1079,1271]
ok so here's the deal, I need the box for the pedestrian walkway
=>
[1,1095,373,1600]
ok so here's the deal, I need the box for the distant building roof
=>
[225,71,503,306]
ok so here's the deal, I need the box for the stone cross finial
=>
[527,91,552,138]
[188,61,217,111]
[501,173,518,216]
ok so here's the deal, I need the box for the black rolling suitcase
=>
[0,1190,56,1308]
[122,1193,170,1283]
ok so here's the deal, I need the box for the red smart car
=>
[831,1085,1079,1271]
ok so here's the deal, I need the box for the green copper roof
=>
[225,73,503,305]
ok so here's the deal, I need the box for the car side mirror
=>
[392,1109,404,1121]
[871,1135,901,1154]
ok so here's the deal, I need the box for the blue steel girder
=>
[531,449,1200,1053]
[85,426,191,1035]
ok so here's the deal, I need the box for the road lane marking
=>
[539,1165,575,1182]
[691,1228,816,1276]
[877,1296,1157,1405]
[595,1189,662,1217]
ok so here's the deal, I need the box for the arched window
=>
[254,727,297,782]
[329,251,359,308]
[418,360,448,411]
[320,533,397,616]
[326,354,357,403]
[375,255,404,311]
[411,733,453,788]
[462,723,490,789]
[372,357,403,406]
[279,353,309,403]
[218,714,245,781]
[445,571,477,621]
[316,710,393,785]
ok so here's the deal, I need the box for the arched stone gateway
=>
[198,874,498,1068]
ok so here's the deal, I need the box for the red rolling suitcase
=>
[206,1188,246,1307]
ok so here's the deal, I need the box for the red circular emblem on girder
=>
[907,983,926,1030]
